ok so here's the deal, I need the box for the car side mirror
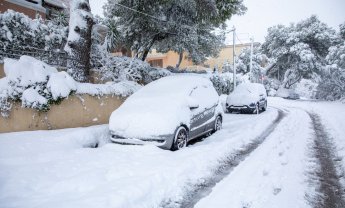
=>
[187,98,199,110]
[190,105,199,110]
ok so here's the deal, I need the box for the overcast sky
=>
[90,0,345,44]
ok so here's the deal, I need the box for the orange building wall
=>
[146,50,194,69]
[204,44,250,70]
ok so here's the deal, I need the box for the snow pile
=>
[47,72,77,100]
[5,56,57,86]
[21,88,48,108]
[77,81,141,97]
[0,56,140,117]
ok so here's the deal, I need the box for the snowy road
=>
[0,98,345,208]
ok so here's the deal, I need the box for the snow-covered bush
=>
[0,10,67,59]
[317,41,345,100]
[0,56,140,117]
[263,78,281,96]
[209,74,232,95]
[294,78,319,99]
[1,56,72,112]
[92,56,171,84]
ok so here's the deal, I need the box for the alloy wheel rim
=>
[216,117,222,130]
[177,130,187,149]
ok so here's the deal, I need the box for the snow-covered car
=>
[109,75,224,150]
[226,83,267,114]
[276,87,300,100]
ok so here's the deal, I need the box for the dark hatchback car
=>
[226,83,267,114]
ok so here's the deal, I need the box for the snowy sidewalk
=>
[0,109,278,208]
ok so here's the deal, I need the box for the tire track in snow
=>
[161,109,286,208]
[307,112,345,208]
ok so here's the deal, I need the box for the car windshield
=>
[233,83,259,95]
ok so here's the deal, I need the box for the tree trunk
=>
[65,0,94,82]
[141,35,158,61]
[176,51,183,69]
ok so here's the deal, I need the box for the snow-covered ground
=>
[0,97,344,208]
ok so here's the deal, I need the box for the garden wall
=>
[0,64,4,78]
[0,95,125,133]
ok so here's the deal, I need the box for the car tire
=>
[171,126,188,151]
[253,103,260,114]
[262,101,267,112]
[213,115,222,132]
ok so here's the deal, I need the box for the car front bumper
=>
[226,104,255,113]
[109,133,174,150]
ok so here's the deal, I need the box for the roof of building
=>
[44,0,65,9]
[6,0,46,13]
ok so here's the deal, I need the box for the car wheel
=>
[253,103,259,114]
[262,101,267,112]
[214,115,222,132]
[171,126,188,151]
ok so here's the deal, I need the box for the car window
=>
[190,85,218,110]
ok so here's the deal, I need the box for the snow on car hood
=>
[109,75,212,138]
[109,97,190,138]
[227,92,259,106]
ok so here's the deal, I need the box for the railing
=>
[0,47,72,69]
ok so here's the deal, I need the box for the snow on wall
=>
[0,56,141,117]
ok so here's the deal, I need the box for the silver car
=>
[109,75,224,150]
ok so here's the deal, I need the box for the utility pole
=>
[249,37,254,83]
[232,26,236,89]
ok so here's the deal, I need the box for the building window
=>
[148,59,163,68]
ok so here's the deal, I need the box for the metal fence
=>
[0,47,71,70]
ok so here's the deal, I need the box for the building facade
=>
[145,43,259,71]
[0,0,65,20]
[146,50,194,69]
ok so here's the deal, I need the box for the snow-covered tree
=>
[65,0,94,82]
[262,15,338,88]
[340,22,345,40]
[235,46,268,82]
[317,40,345,100]
[155,24,225,68]
[103,0,246,61]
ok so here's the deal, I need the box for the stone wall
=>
[0,95,125,133]
[0,64,4,79]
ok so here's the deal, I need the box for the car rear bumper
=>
[110,134,174,150]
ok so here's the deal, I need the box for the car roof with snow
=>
[130,75,212,99]
[233,83,266,94]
